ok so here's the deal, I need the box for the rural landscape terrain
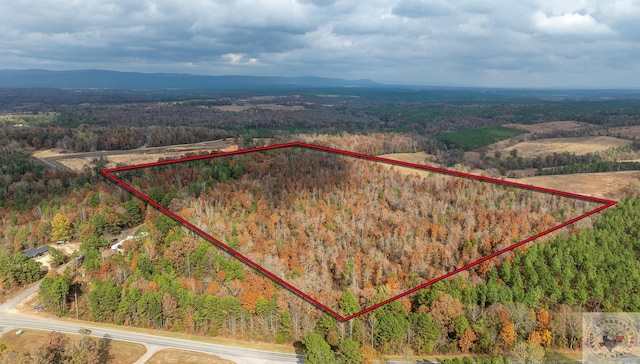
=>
[1,79,640,363]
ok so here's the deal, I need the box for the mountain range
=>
[0,69,378,90]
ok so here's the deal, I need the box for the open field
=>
[606,125,640,138]
[505,121,593,134]
[146,349,236,364]
[501,136,632,158]
[0,328,146,363]
[212,104,305,112]
[33,139,239,171]
[509,171,640,200]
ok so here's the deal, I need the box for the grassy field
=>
[0,328,146,363]
[437,125,525,150]
[606,125,640,138]
[146,349,236,364]
[501,136,632,158]
[505,120,592,134]
[509,170,640,199]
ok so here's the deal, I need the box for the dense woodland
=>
[2,90,640,362]
[115,146,601,313]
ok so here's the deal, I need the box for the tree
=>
[304,333,336,364]
[459,327,477,353]
[39,272,71,315]
[338,338,363,364]
[340,291,360,337]
[359,344,385,363]
[68,336,101,364]
[161,292,178,329]
[409,312,440,355]
[429,292,465,336]
[510,341,545,364]
[88,279,121,322]
[48,247,68,267]
[454,315,469,339]
[375,301,409,354]
[38,331,69,363]
[83,248,101,272]
[500,320,517,348]
[277,310,293,344]
[124,200,143,225]
[51,213,72,242]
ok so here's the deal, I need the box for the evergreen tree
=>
[39,272,71,315]
[304,333,336,364]
[338,338,363,364]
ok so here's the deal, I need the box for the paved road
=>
[0,269,303,364]
[0,316,303,364]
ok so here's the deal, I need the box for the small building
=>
[22,246,50,259]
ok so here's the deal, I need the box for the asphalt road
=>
[0,269,303,364]
[0,316,304,364]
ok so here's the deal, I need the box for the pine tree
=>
[304,333,336,364]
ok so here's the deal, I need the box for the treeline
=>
[0,147,87,211]
[475,143,640,174]
[536,161,640,175]
[1,123,229,152]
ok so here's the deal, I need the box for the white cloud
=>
[533,11,614,37]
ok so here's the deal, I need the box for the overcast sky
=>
[1,0,639,88]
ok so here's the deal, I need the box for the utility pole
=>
[75,292,79,319]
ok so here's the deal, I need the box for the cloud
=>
[0,0,638,87]
[392,0,452,18]
[533,12,614,37]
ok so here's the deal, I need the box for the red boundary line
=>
[102,142,616,322]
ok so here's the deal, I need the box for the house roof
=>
[22,246,50,258]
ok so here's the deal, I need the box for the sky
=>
[1,0,640,88]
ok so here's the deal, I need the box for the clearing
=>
[33,139,239,172]
[0,328,146,363]
[211,104,305,112]
[509,171,640,200]
[146,349,236,364]
[377,151,441,176]
[505,121,593,134]
[501,136,632,158]
[606,125,640,138]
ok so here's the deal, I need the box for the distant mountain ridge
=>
[0,69,378,90]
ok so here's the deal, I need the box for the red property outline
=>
[102,142,616,322]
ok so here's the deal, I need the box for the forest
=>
[112,145,603,314]
[436,126,525,151]
[1,88,640,362]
